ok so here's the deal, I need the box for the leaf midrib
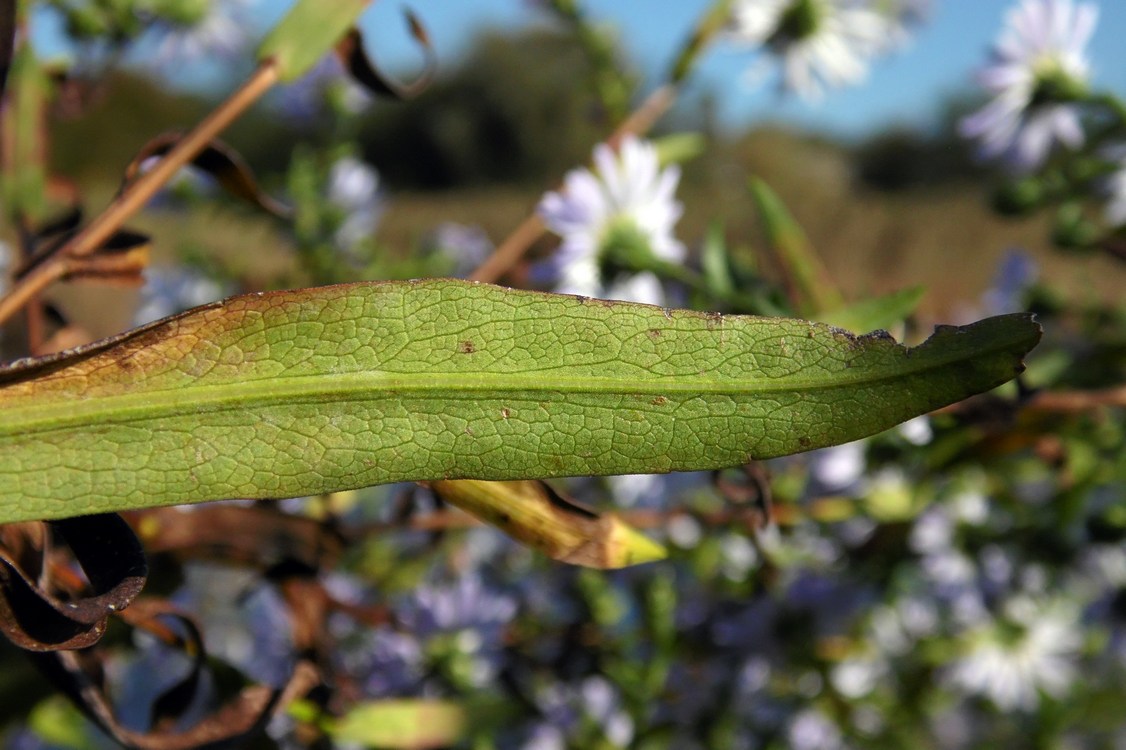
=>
[0,341,992,438]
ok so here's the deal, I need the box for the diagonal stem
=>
[0,61,280,326]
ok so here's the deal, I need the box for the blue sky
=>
[34,0,1126,139]
[356,0,1126,138]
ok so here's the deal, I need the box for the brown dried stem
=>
[1024,384,1126,413]
[0,61,280,326]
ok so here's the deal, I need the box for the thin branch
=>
[0,61,280,326]
[1024,385,1126,413]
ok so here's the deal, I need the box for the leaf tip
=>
[603,515,667,568]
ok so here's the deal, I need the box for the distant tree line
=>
[48,28,986,193]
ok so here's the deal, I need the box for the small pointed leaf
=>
[749,176,843,315]
[257,0,371,81]
[431,479,666,568]
[817,286,926,334]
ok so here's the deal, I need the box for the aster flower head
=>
[134,265,226,326]
[946,596,1082,711]
[538,135,684,303]
[0,240,11,295]
[154,0,253,64]
[327,156,384,250]
[1101,143,1126,227]
[726,0,906,100]
[960,0,1098,173]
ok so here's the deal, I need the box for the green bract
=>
[0,279,1040,523]
[256,0,370,81]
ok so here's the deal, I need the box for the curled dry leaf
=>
[14,208,151,286]
[127,504,345,574]
[121,132,292,218]
[0,513,146,651]
[29,647,319,750]
[335,13,436,100]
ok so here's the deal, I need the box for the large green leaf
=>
[0,279,1039,523]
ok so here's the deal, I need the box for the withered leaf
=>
[121,132,291,218]
[0,513,146,651]
[335,15,435,100]
[29,648,319,750]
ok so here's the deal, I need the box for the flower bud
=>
[992,178,1044,216]
[1052,203,1099,250]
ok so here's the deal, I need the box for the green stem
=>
[1090,92,1126,129]
[668,0,733,84]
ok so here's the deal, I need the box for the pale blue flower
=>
[428,222,493,277]
[277,55,373,122]
[402,570,518,639]
[328,156,384,250]
[960,0,1097,172]
[0,240,11,290]
[788,707,844,750]
[348,570,519,693]
[154,0,253,64]
[983,249,1038,314]
[134,265,226,326]
[1101,143,1126,226]
[897,415,933,446]
[946,596,1082,711]
[808,439,867,492]
[538,135,684,302]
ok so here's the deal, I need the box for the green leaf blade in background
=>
[257,0,370,81]
[0,279,1040,523]
[320,699,466,749]
[816,286,927,334]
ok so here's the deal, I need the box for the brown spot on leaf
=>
[459,340,476,354]
[651,396,668,406]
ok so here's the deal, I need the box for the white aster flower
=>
[960,0,1098,173]
[538,135,684,303]
[788,708,844,750]
[1101,143,1126,227]
[809,439,867,492]
[0,240,11,296]
[946,597,1082,711]
[831,652,889,699]
[897,415,933,445]
[154,0,253,64]
[726,0,899,100]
